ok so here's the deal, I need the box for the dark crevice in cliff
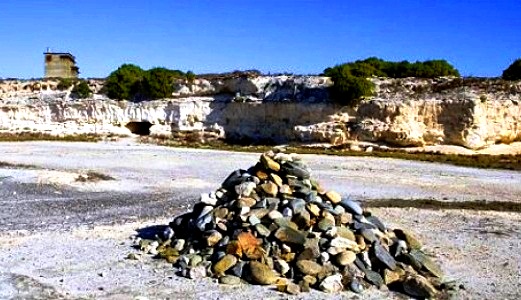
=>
[126,121,153,136]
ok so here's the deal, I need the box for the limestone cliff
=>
[0,76,519,149]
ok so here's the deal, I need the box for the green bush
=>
[141,67,177,100]
[324,57,460,106]
[71,80,92,98]
[186,71,196,83]
[324,64,374,106]
[103,64,191,101]
[326,57,460,79]
[103,64,146,100]
[57,78,74,90]
[502,58,521,80]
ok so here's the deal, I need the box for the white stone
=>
[200,193,217,206]
[319,274,343,293]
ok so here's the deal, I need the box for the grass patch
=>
[0,161,39,169]
[141,136,521,171]
[364,199,521,213]
[0,132,102,142]
[75,171,115,182]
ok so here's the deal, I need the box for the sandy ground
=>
[1,141,520,299]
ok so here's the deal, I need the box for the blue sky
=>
[0,0,520,78]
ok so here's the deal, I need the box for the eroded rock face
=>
[0,76,520,149]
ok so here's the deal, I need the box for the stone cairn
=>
[135,151,445,298]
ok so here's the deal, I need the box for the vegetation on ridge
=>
[324,57,460,106]
[103,64,194,101]
[502,58,521,80]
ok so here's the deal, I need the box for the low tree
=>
[142,67,177,100]
[324,64,374,106]
[502,58,521,80]
[71,80,92,98]
[103,64,146,100]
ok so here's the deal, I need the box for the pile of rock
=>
[135,151,445,298]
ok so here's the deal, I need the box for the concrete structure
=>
[44,52,79,78]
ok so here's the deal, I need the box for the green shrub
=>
[186,71,196,83]
[324,57,460,106]
[103,64,146,100]
[326,57,460,79]
[57,78,74,90]
[103,64,190,101]
[324,64,374,106]
[502,58,521,80]
[71,80,92,98]
[141,67,177,100]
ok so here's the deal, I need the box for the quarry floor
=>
[0,141,520,299]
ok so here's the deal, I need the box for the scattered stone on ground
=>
[132,150,451,298]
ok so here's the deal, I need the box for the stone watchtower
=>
[44,51,80,78]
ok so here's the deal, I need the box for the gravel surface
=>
[1,141,520,299]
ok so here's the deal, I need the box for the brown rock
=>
[337,227,356,241]
[383,269,403,285]
[274,226,306,246]
[260,154,280,172]
[279,184,292,195]
[335,250,356,266]
[237,232,263,260]
[280,252,296,262]
[303,275,318,286]
[255,169,269,180]
[296,260,323,276]
[238,197,257,208]
[248,261,279,285]
[285,282,301,295]
[306,203,321,217]
[297,246,320,261]
[206,231,223,247]
[214,207,229,219]
[338,213,352,224]
[356,235,366,251]
[402,274,438,298]
[325,190,342,204]
[269,173,284,187]
[213,254,237,275]
[261,181,278,197]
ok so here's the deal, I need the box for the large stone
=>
[248,261,279,285]
[261,181,278,197]
[373,243,397,270]
[213,254,237,275]
[330,237,359,250]
[274,226,306,246]
[206,230,223,247]
[335,251,356,266]
[281,161,310,179]
[338,199,363,215]
[319,274,343,293]
[402,275,438,298]
[260,154,280,172]
[324,191,342,204]
[296,260,323,276]
[409,249,444,278]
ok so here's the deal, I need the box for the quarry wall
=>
[0,76,520,149]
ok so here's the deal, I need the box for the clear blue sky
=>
[0,0,520,78]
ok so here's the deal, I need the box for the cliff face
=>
[0,76,520,149]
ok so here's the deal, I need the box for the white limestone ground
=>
[1,210,519,299]
[0,141,520,299]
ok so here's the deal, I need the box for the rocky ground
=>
[0,141,520,299]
